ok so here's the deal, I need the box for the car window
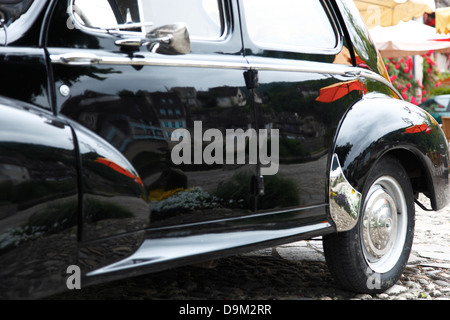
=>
[433,96,450,111]
[72,0,224,40]
[140,0,224,39]
[73,0,119,29]
[242,0,337,52]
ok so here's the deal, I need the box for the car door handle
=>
[50,53,102,65]
[344,70,361,77]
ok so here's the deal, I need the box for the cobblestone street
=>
[50,194,450,300]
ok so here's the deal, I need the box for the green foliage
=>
[215,171,300,210]
[258,173,300,210]
[432,86,450,95]
[279,138,309,158]
[214,171,255,209]
[84,198,134,222]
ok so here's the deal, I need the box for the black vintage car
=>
[0,0,448,299]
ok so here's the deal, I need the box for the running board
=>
[87,221,333,277]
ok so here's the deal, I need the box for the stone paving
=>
[269,194,450,300]
[50,194,450,300]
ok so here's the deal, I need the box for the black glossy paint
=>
[0,1,50,109]
[335,91,450,210]
[0,98,78,299]
[0,0,448,299]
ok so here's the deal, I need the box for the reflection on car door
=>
[45,0,256,242]
[240,0,364,224]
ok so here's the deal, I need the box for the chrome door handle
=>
[50,52,102,65]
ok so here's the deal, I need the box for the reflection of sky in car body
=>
[0,103,74,151]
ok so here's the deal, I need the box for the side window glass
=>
[73,0,119,29]
[72,0,224,40]
[243,0,337,52]
[141,0,224,39]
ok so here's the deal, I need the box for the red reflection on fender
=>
[404,124,428,134]
[95,157,144,187]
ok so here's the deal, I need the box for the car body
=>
[0,0,449,299]
[419,94,450,124]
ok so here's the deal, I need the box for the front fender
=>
[332,94,449,224]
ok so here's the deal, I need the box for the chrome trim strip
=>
[359,68,402,99]
[51,55,400,99]
[50,53,250,69]
[148,203,328,232]
[50,52,358,75]
[87,221,332,276]
[249,61,356,75]
[329,153,362,232]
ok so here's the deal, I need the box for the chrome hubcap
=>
[361,176,407,273]
[363,189,397,259]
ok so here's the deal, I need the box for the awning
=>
[436,7,450,34]
[369,20,450,57]
[354,0,436,28]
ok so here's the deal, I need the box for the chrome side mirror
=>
[147,23,190,55]
[115,23,191,55]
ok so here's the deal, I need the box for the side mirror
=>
[115,23,191,55]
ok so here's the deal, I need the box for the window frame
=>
[69,0,229,43]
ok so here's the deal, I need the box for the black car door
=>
[239,0,365,224]
[45,0,257,241]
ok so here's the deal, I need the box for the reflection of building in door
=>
[147,92,187,142]
[209,87,247,108]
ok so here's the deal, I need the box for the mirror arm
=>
[115,38,147,47]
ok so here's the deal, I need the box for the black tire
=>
[323,156,415,293]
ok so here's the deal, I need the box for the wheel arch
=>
[329,95,450,231]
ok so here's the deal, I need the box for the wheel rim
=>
[361,176,408,274]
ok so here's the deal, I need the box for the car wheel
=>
[323,156,415,293]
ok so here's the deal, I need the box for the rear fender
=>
[330,95,449,231]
